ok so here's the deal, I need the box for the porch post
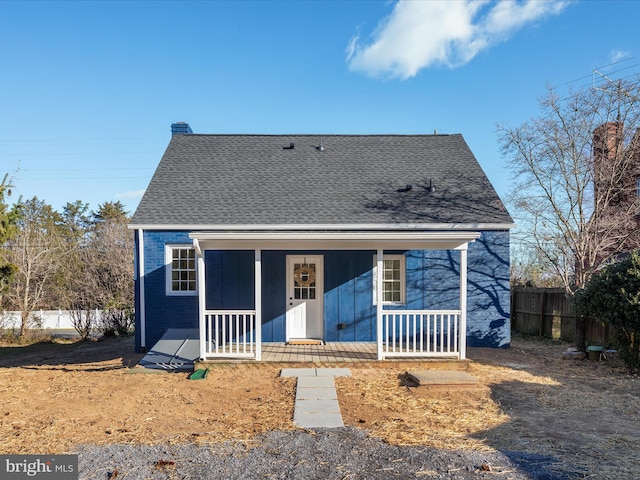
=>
[459,244,468,360]
[196,242,206,361]
[376,248,384,360]
[255,249,262,361]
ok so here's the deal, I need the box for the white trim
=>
[376,249,384,360]
[372,254,406,305]
[255,249,262,361]
[130,222,515,231]
[193,238,202,257]
[459,244,468,360]
[165,244,198,296]
[197,251,206,360]
[189,231,481,251]
[137,229,146,350]
[191,231,479,240]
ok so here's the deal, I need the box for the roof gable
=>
[131,134,513,228]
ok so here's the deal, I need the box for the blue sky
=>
[1,0,638,215]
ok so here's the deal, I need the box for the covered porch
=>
[190,229,480,362]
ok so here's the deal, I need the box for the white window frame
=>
[372,254,406,305]
[165,244,198,296]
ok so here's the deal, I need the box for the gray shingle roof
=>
[131,134,513,227]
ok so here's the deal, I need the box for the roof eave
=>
[189,230,484,251]
[128,222,516,231]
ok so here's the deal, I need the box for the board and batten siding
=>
[134,230,511,352]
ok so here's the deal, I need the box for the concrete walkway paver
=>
[281,368,351,428]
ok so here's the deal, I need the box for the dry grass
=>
[337,370,508,451]
[1,334,639,478]
[336,336,640,478]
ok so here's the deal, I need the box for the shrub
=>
[100,307,134,337]
[69,308,97,340]
[574,252,640,373]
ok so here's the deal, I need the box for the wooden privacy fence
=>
[511,287,611,345]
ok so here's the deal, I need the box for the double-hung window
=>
[166,245,197,295]
[372,254,406,305]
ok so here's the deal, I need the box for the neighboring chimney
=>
[171,122,193,135]
[593,121,623,163]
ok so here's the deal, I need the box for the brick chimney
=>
[171,122,193,135]
[593,121,623,164]
[593,122,623,203]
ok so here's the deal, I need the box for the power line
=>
[567,56,637,84]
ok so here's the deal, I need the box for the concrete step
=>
[405,370,480,391]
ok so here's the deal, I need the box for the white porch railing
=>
[204,310,257,358]
[202,308,460,360]
[382,310,461,358]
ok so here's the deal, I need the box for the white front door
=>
[286,255,324,340]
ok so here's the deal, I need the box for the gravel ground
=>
[77,428,570,480]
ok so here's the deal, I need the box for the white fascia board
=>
[129,222,515,231]
[188,231,481,251]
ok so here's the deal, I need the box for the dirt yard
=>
[0,334,638,478]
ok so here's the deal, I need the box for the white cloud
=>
[609,50,631,64]
[347,0,571,79]
[115,189,146,200]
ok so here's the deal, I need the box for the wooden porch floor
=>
[200,342,468,369]
[262,342,377,363]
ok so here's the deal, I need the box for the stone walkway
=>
[280,368,351,428]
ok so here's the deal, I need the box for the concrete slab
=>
[281,367,350,429]
[295,399,341,414]
[280,368,316,378]
[295,387,338,401]
[294,413,344,428]
[297,376,336,389]
[406,370,478,386]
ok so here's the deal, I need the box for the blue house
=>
[130,123,514,361]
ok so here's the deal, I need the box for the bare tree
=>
[5,198,65,336]
[88,211,134,335]
[510,243,563,288]
[499,79,640,351]
[64,202,134,337]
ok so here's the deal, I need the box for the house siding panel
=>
[137,231,199,351]
[260,251,286,342]
[205,250,255,310]
[423,250,461,310]
[466,230,511,348]
[324,251,376,342]
[134,232,511,351]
